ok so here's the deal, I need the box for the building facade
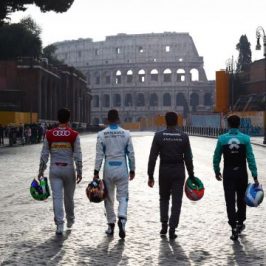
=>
[54,32,214,124]
[232,58,266,111]
[0,58,91,124]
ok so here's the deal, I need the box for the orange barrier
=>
[0,111,38,125]
[215,70,229,113]
[121,122,141,131]
[121,113,183,131]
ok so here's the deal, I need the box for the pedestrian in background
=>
[213,115,259,241]
[25,126,31,144]
[0,124,4,145]
[38,108,83,235]
[93,109,135,239]
[37,124,44,143]
[147,112,195,239]
[18,124,24,145]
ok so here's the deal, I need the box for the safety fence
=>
[183,127,226,138]
[182,126,263,137]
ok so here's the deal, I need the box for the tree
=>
[0,0,74,25]
[20,16,41,36]
[236,35,252,72]
[43,44,63,65]
[0,18,42,59]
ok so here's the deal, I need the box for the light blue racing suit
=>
[95,124,135,223]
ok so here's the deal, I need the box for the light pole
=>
[255,26,266,144]
[225,56,235,112]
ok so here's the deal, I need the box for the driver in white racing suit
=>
[94,109,135,239]
[38,108,82,235]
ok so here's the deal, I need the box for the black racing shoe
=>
[56,224,64,235]
[105,223,115,236]
[67,220,74,229]
[236,224,245,235]
[160,223,168,235]
[118,218,126,239]
[169,229,177,240]
[230,228,239,241]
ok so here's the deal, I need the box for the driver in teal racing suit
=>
[213,115,259,241]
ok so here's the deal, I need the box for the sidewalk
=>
[0,137,25,148]
[250,137,266,147]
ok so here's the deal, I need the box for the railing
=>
[183,126,227,137]
[183,126,263,137]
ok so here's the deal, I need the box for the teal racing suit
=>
[213,128,257,228]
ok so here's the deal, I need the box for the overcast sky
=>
[10,0,266,80]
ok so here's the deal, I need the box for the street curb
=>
[250,142,266,147]
[187,134,266,148]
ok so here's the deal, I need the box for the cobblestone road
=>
[0,132,265,266]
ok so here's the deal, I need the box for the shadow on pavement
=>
[230,234,266,265]
[78,236,127,265]
[2,230,71,265]
[187,247,211,266]
[159,237,191,265]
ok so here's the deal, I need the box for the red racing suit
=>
[38,126,82,225]
[39,127,82,176]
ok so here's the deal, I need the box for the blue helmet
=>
[245,183,264,207]
[30,177,50,201]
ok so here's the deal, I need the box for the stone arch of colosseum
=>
[54,32,214,124]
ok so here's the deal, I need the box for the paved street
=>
[0,132,265,266]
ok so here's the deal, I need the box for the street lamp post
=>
[225,56,235,112]
[256,26,266,144]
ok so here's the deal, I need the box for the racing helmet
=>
[245,183,264,207]
[30,177,50,201]
[185,176,204,201]
[86,179,107,203]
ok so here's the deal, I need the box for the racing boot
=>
[56,224,64,235]
[105,223,115,236]
[230,227,239,241]
[118,217,126,239]
[160,222,168,235]
[169,228,177,240]
[67,219,75,229]
[236,223,245,235]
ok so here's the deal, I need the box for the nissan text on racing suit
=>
[38,108,82,235]
[213,115,259,241]
[147,112,195,240]
[94,109,135,239]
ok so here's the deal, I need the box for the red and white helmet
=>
[86,179,107,203]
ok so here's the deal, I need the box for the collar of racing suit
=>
[109,124,118,130]
[58,123,68,129]
[228,128,239,135]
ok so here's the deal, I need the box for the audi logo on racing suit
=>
[52,130,71,137]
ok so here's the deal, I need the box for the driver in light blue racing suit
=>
[93,109,135,239]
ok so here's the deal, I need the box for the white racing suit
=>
[39,127,82,225]
[95,124,135,224]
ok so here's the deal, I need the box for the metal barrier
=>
[182,126,227,138]
[182,126,263,137]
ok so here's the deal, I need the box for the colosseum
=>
[54,32,214,124]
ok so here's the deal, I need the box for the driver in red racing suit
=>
[38,108,82,235]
